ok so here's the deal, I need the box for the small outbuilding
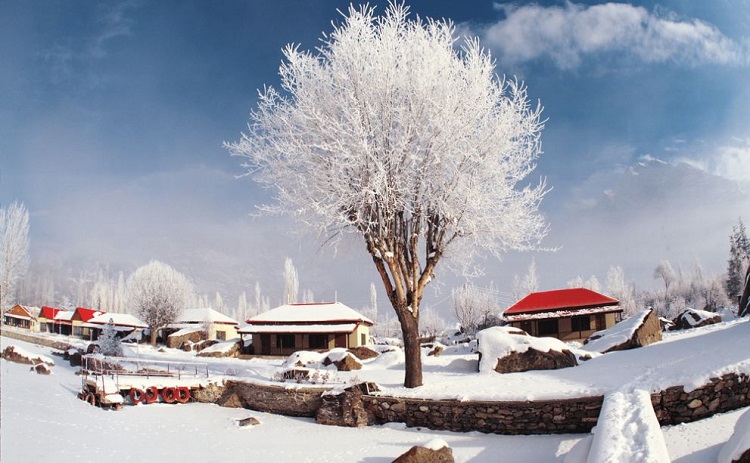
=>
[165,308,240,343]
[2,304,40,330]
[88,313,148,341]
[504,288,623,343]
[238,302,374,356]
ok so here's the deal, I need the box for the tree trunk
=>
[739,266,750,317]
[149,327,158,346]
[396,304,423,388]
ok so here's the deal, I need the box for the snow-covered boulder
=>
[670,308,722,330]
[392,439,454,463]
[282,350,325,368]
[347,346,379,360]
[587,390,670,463]
[322,349,363,371]
[1,345,55,366]
[167,327,205,349]
[197,340,241,358]
[32,363,52,375]
[476,326,578,374]
[718,408,750,463]
[583,308,661,353]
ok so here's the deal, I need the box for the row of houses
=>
[1,301,376,354]
[2,287,621,353]
[1,305,241,344]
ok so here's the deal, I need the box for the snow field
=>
[4,318,750,462]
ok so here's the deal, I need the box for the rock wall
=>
[363,395,603,435]
[0,326,73,351]
[218,379,329,417]
[652,373,750,425]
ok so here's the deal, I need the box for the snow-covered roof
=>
[39,306,63,320]
[176,308,239,325]
[89,313,148,329]
[246,302,374,325]
[73,307,105,322]
[53,311,74,322]
[505,288,620,315]
[237,323,358,335]
[504,305,622,322]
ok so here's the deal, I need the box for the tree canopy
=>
[228,3,547,387]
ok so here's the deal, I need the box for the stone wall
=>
[218,379,329,417]
[363,395,603,435]
[652,373,750,425]
[0,326,74,351]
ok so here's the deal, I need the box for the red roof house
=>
[72,307,106,339]
[37,306,74,335]
[504,288,622,342]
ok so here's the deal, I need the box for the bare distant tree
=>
[126,260,193,345]
[214,291,224,313]
[283,257,299,304]
[606,265,636,317]
[512,258,539,300]
[228,4,547,387]
[237,291,248,321]
[654,260,675,311]
[420,305,446,339]
[370,282,378,314]
[0,201,30,309]
[453,283,500,334]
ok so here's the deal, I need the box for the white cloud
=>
[674,138,750,183]
[476,2,749,69]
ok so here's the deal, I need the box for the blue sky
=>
[2,0,749,313]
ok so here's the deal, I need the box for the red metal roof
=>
[39,306,63,319]
[505,288,620,315]
[73,307,105,322]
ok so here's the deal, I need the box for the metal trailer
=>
[78,355,210,409]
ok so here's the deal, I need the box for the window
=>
[361,333,367,346]
[571,316,591,332]
[309,334,328,349]
[216,330,226,341]
[537,319,559,336]
[276,334,295,349]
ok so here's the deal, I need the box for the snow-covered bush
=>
[98,318,123,357]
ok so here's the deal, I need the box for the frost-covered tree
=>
[99,318,123,357]
[0,201,30,309]
[370,282,378,315]
[126,260,193,345]
[228,4,547,387]
[238,291,248,322]
[726,219,750,302]
[453,283,500,334]
[512,258,539,300]
[653,260,675,312]
[605,265,636,317]
[420,305,446,338]
[214,291,224,313]
[283,257,299,304]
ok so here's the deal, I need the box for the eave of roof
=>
[505,305,623,322]
[505,288,620,315]
[237,323,358,334]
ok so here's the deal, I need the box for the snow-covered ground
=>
[2,320,750,462]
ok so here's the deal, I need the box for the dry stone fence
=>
[199,371,750,435]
